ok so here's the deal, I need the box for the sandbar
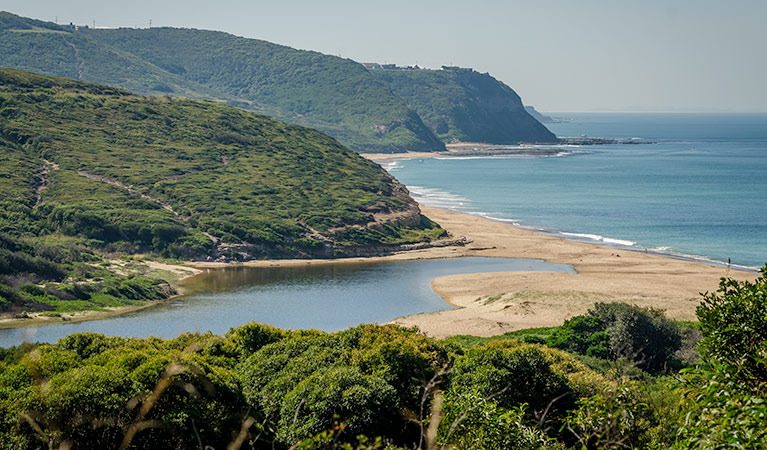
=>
[390,206,756,338]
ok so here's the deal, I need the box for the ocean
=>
[386,113,767,270]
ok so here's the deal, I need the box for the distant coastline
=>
[362,137,654,161]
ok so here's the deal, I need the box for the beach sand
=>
[389,206,756,338]
[361,143,565,161]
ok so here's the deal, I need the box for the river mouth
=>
[0,256,573,347]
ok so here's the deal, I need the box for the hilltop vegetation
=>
[373,66,557,144]
[0,12,558,153]
[0,68,445,315]
[0,12,446,153]
[0,12,230,102]
[86,27,446,153]
[2,268,766,449]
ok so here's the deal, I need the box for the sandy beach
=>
[361,143,568,161]
[192,205,756,339]
[388,206,756,338]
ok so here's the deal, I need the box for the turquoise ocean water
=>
[387,113,767,270]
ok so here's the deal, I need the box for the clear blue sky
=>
[4,0,766,112]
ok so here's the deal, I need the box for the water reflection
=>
[0,257,573,347]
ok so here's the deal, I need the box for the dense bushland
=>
[2,269,765,449]
[0,232,171,314]
[373,67,556,144]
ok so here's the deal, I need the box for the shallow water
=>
[0,257,573,347]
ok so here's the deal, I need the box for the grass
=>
[444,326,559,348]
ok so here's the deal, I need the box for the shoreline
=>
[390,206,756,337]
[361,143,572,162]
[0,207,756,338]
[365,146,759,274]
[0,261,202,330]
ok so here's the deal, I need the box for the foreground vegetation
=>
[0,68,445,315]
[1,268,765,449]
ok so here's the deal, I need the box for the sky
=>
[4,0,766,112]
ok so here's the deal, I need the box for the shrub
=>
[547,315,609,359]
[226,322,288,355]
[547,303,682,373]
[564,382,653,449]
[448,340,604,430]
[0,333,248,450]
[437,388,557,450]
[696,266,767,385]
[277,367,398,446]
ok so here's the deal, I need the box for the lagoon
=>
[0,257,573,347]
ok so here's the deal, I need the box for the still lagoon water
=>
[0,257,573,347]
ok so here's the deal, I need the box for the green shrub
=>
[547,303,682,373]
[0,332,248,449]
[591,303,682,373]
[277,367,398,446]
[697,266,767,385]
[448,340,605,430]
[564,382,653,449]
[547,315,609,358]
[681,364,767,449]
[437,388,556,450]
[226,322,289,355]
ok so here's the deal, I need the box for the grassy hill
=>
[0,12,235,102]
[86,27,446,153]
[373,66,557,144]
[0,12,445,153]
[0,68,444,315]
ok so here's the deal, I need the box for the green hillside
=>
[0,12,445,153]
[373,66,557,144]
[0,12,236,102]
[87,27,446,153]
[0,68,444,315]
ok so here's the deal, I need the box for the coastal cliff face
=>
[373,67,557,144]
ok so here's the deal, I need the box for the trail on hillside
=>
[33,160,59,208]
[64,40,84,80]
[75,170,220,244]
[76,170,178,215]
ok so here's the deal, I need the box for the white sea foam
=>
[380,161,403,171]
[408,186,470,210]
[603,237,637,246]
[561,232,636,247]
